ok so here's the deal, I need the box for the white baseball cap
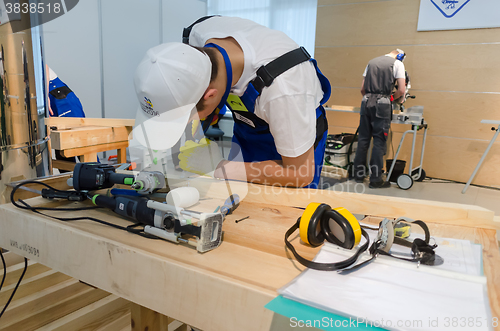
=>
[132,42,211,150]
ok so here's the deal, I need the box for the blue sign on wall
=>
[430,0,470,18]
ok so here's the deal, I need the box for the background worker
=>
[132,16,331,188]
[46,66,86,169]
[352,49,406,188]
[47,67,85,118]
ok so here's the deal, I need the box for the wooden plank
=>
[51,159,76,172]
[0,251,25,268]
[0,261,50,288]
[327,105,360,112]
[131,303,170,331]
[477,228,500,323]
[80,153,98,163]
[172,179,496,225]
[0,269,71,306]
[316,0,500,47]
[6,173,73,202]
[117,147,127,164]
[61,141,129,158]
[36,294,130,331]
[95,312,131,331]
[50,126,132,150]
[0,281,110,330]
[45,117,135,130]
[0,278,88,327]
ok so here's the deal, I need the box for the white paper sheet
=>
[280,236,492,331]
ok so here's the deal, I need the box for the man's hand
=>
[179,139,224,177]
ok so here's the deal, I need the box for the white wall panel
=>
[162,0,207,43]
[101,0,161,120]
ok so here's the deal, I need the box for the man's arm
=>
[393,77,406,100]
[215,146,315,187]
[360,77,366,96]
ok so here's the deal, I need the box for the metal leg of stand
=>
[409,125,417,175]
[386,130,411,182]
[462,126,500,194]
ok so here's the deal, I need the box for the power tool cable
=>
[0,257,28,320]
[10,181,159,239]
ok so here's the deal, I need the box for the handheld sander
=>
[90,194,223,253]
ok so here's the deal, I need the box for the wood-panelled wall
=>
[315,0,500,187]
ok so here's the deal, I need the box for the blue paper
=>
[265,296,386,330]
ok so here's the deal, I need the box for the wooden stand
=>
[46,117,134,171]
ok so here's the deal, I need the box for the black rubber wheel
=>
[397,174,413,190]
[411,169,426,182]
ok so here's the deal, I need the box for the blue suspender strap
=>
[201,43,233,133]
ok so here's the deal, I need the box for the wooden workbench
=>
[0,178,499,330]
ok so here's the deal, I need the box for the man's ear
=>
[203,88,218,101]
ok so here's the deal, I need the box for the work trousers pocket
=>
[360,95,368,116]
[375,97,392,119]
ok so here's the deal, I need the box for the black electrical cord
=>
[0,257,28,319]
[10,180,100,211]
[423,176,500,191]
[15,198,158,240]
[10,180,159,239]
[0,250,6,292]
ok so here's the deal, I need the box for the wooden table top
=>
[1,178,498,330]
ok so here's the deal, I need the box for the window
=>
[207,0,318,56]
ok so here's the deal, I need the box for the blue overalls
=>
[226,59,331,188]
[48,77,85,117]
[183,16,331,188]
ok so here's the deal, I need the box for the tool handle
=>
[41,189,86,201]
[109,172,135,185]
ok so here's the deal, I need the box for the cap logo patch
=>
[141,97,159,117]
